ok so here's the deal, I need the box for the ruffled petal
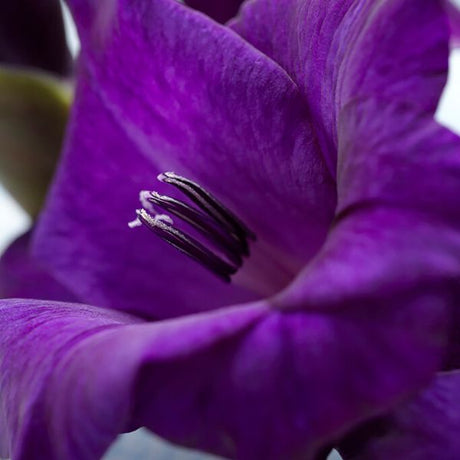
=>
[185,0,244,23]
[0,0,71,75]
[0,297,446,460]
[0,231,77,301]
[231,0,450,171]
[338,371,460,459]
[33,0,336,317]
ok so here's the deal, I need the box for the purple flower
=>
[1,0,460,458]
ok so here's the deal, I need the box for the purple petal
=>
[280,103,460,314]
[337,99,460,222]
[33,0,336,318]
[0,231,77,301]
[446,0,460,45]
[0,296,446,459]
[185,0,244,23]
[338,371,460,459]
[231,0,450,171]
[0,0,71,75]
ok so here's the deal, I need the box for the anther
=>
[136,209,237,282]
[158,172,256,246]
[130,173,256,282]
[147,192,244,266]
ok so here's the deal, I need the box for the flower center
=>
[129,172,256,282]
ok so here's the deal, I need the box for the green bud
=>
[0,66,72,217]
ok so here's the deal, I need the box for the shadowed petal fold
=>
[185,0,245,23]
[338,371,460,459]
[337,99,460,221]
[279,101,460,309]
[231,0,450,171]
[0,232,77,301]
[0,295,447,460]
[33,0,336,318]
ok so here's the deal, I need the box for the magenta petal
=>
[0,295,447,460]
[338,371,460,459]
[279,101,460,311]
[185,0,244,23]
[231,0,450,171]
[32,74,257,319]
[0,231,77,302]
[33,0,336,318]
[337,100,460,223]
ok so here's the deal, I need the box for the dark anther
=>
[147,192,244,266]
[131,173,256,282]
[158,172,256,245]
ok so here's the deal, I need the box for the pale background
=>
[0,3,459,459]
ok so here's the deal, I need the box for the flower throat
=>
[130,172,256,282]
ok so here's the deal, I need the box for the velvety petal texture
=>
[33,0,336,318]
[338,371,460,459]
[336,101,460,221]
[231,0,450,171]
[0,0,71,75]
[0,298,447,460]
[0,232,77,301]
[18,0,460,458]
[185,0,244,23]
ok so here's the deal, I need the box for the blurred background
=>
[0,1,459,459]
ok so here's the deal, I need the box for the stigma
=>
[129,172,256,282]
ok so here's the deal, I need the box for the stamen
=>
[139,190,157,215]
[147,192,244,265]
[136,209,237,282]
[158,172,256,244]
[128,217,142,228]
[130,173,256,281]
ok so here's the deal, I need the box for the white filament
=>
[128,217,142,228]
[139,190,157,214]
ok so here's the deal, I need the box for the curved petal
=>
[0,0,71,75]
[0,231,77,301]
[279,104,460,310]
[338,371,460,459]
[336,100,460,220]
[33,0,336,318]
[0,296,446,460]
[185,0,244,23]
[231,0,450,171]
[277,102,460,395]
